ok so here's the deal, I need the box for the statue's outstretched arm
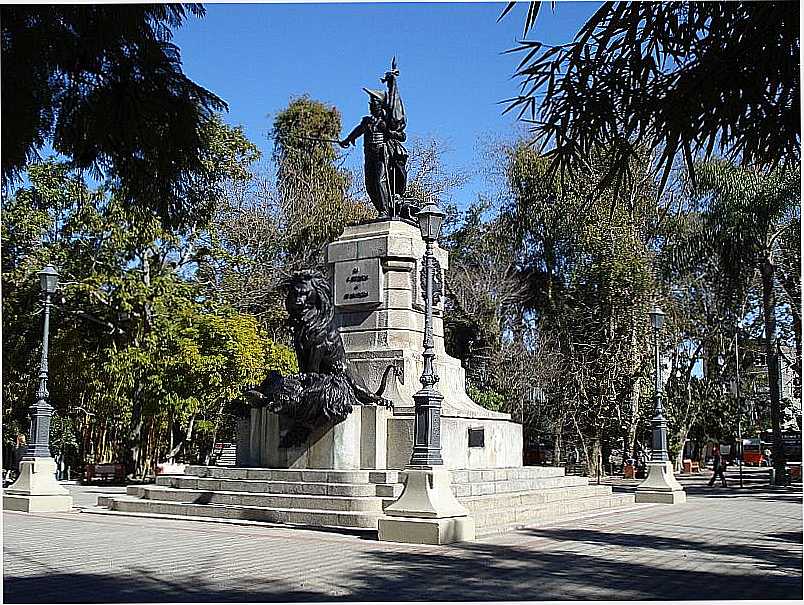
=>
[340,117,369,147]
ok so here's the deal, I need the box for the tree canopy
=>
[500,1,800,192]
[1,4,226,229]
[0,115,294,476]
[270,95,373,266]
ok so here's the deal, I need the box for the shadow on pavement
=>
[4,571,329,603]
[767,531,804,544]
[6,467,801,603]
[6,534,802,603]
[518,526,801,573]
[337,539,798,602]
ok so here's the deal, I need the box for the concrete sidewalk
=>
[3,467,801,602]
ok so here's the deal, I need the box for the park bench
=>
[565,463,589,476]
[85,463,125,482]
[682,459,701,473]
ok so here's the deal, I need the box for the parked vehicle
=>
[742,438,766,466]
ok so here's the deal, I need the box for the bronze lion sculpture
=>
[246,270,396,448]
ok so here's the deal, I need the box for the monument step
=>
[451,475,588,497]
[126,486,146,498]
[181,465,567,485]
[450,466,568,483]
[472,493,636,537]
[158,476,398,498]
[138,485,389,512]
[107,496,382,529]
[459,484,613,511]
[155,473,574,498]
[104,482,636,536]
[184,466,374,484]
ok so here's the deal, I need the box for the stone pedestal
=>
[3,458,73,513]
[329,220,522,470]
[237,219,523,471]
[378,466,475,544]
[634,461,687,504]
[239,405,391,469]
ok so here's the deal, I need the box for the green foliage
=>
[444,141,661,475]
[1,117,281,473]
[272,95,343,167]
[689,160,800,478]
[1,5,228,230]
[501,2,800,195]
[467,385,506,413]
[100,305,272,417]
[693,160,800,303]
[443,200,525,361]
[270,96,373,264]
[49,413,79,461]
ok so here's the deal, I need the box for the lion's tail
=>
[374,364,402,399]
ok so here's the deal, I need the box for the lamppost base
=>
[378,466,475,544]
[3,458,73,513]
[634,461,687,504]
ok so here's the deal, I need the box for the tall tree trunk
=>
[627,377,642,460]
[779,259,802,385]
[792,311,802,396]
[760,255,787,484]
[553,419,563,467]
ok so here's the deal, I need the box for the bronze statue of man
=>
[340,58,412,219]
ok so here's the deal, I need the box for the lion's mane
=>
[283,270,342,375]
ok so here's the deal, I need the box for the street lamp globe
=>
[416,202,445,243]
[38,264,60,295]
[649,305,666,331]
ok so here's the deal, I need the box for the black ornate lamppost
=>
[648,305,669,463]
[4,264,73,512]
[378,200,474,543]
[27,264,60,458]
[410,201,446,466]
[635,303,686,504]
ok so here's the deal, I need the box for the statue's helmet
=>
[363,88,385,114]
[363,88,385,103]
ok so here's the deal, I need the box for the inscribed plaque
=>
[335,259,383,307]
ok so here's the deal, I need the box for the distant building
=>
[743,340,801,431]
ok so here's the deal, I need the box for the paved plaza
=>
[3,467,802,602]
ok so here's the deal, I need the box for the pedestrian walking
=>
[708,444,728,487]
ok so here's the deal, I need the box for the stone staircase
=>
[94,465,634,536]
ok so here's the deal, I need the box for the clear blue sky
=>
[172,1,599,205]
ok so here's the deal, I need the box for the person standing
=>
[12,434,27,477]
[708,444,728,487]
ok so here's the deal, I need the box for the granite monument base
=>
[238,404,391,469]
[378,466,475,544]
[634,461,687,504]
[3,458,73,513]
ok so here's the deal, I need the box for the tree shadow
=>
[331,538,802,602]
[518,526,801,572]
[3,571,329,603]
[767,531,804,544]
[5,532,801,603]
